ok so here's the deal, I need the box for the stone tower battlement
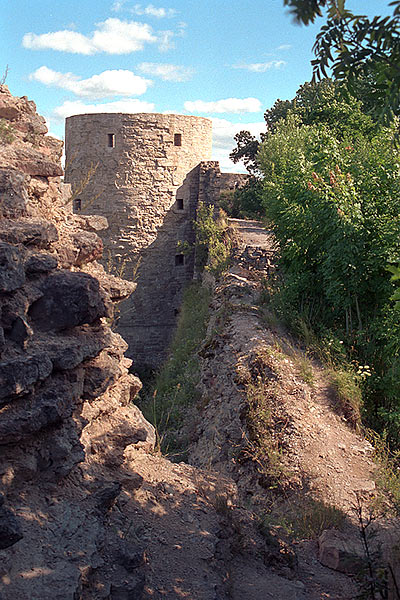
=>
[65,112,217,367]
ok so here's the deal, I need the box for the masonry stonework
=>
[65,113,215,366]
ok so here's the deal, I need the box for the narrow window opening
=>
[174,308,179,317]
[177,198,184,210]
[174,133,182,146]
[108,133,115,148]
[175,254,184,266]
[73,198,82,212]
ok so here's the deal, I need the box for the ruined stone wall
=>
[65,113,212,367]
[219,172,249,191]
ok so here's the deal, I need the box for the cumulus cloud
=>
[211,117,266,172]
[232,60,286,72]
[23,18,160,55]
[30,66,151,99]
[138,62,193,81]
[113,3,177,18]
[184,97,262,115]
[52,98,155,122]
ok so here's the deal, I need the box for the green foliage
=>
[369,431,400,516]
[259,497,345,540]
[0,118,14,144]
[230,79,377,217]
[194,202,232,276]
[328,368,362,426]
[138,283,211,455]
[257,109,400,443]
[229,129,262,175]
[388,263,400,309]
[242,379,287,488]
[283,0,400,126]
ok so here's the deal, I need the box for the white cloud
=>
[138,62,193,81]
[211,117,266,172]
[118,3,178,18]
[184,98,262,115]
[52,98,155,122]
[30,66,151,99]
[23,18,157,55]
[232,60,286,72]
[157,29,175,51]
[277,44,292,50]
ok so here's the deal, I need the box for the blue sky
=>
[0,0,391,171]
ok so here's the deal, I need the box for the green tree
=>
[283,0,400,124]
[257,109,400,442]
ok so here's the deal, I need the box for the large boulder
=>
[29,271,110,331]
[0,241,25,292]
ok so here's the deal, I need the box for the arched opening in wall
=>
[175,254,184,266]
[174,308,180,317]
[176,198,184,210]
[73,198,82,212]
[174,133,182,146]
[108,133,116,148]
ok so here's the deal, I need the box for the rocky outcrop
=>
[0,86,155,599]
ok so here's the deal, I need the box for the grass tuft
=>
[138,282,211,455]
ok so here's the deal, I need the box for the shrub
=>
[194,202,232,276]
[257,112,400,442]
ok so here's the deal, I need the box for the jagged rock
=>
[0,498,23,549]
[0,241,25,292]
[83,350,121,399]
[0,370,84,444]
[2,145,63,177]
[0,326,5,352]
[117,543,146,572]
[83,262,136,301]
[25,252,58,274]
[318,529,366,575]
[0,169,29,218]
[93,482,122,511]
[0,220,58,247]
[76,214,109,232]
[110,575,145,600]
[29,271,110,331]
[8,315,33,345]
[72,230,103,266]
[47,326,109,371]
[0,352,53,403]
[1,284,43,330]
[15,114,48,136]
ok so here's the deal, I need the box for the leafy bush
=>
[194,202,232,276]
[257,111,400,442]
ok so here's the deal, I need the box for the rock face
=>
[0,85,156,599]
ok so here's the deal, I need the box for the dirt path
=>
[183,218,396,599]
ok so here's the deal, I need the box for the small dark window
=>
[108,133,115,148]
[177,198,184,210]
[174,133,182,146]
[175,254,184,266]
[73,198,82,212]
[174,308,179,316]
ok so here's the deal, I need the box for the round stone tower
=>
[65,113,213,367]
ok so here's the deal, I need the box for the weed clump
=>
[0,118,14,144]
[194,202,233,276]
[328,368,362,427]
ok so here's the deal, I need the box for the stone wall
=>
[65,113,213,367]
